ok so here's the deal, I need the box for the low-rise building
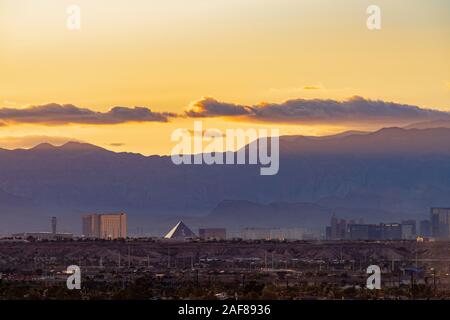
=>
[199,228,226,240]
[430,208,450,239]
[82,213,127,239]
[240,228,271,240]
[381,223,402,240]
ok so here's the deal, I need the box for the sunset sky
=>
[0,0,449,154]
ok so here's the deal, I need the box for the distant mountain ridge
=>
[1,127,450,233]
[277,127,450,155]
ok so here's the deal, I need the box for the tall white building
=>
[82,213,127,239]
[431,208,450,239]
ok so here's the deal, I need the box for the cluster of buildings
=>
[164,221,227,241]
[12,217,73,241]
[239,227,314,241]
[11,214,229,242]
[325,208,450,241]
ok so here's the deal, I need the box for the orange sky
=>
[0,0,449,155]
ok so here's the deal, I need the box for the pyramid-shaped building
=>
[164,221,197,240]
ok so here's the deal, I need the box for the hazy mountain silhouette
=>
[199,199,397,230]
[1,128,450,233]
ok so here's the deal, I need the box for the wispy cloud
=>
[0,135,83,150]
[303,85,322,90]
[0,103,177,126]
[268,84,327,94]
[185,96,450,124]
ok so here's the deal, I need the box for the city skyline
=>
[2,0,450,306]
[6,207,449,241]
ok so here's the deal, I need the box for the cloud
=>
[0,135,83,150]
[187,129,226,138]
[268,84,328,95]
[0,103,176,126]
[185,96,450,124]
[303,85,322,90]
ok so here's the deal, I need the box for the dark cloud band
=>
[185,96,450,124]
[0,103,176,125]
[185,97,251,118]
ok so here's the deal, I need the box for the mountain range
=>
[1,126,450,234]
